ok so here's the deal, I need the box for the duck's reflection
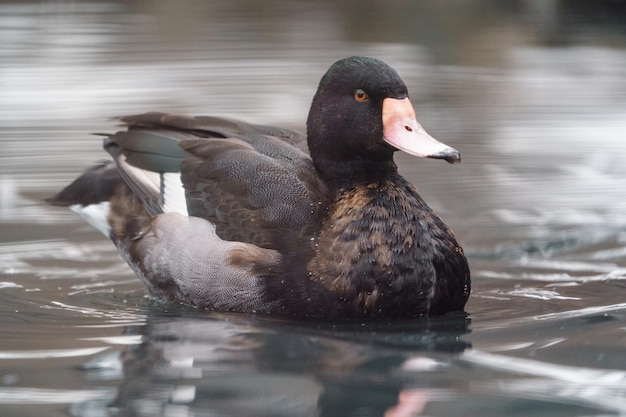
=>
[80,310,471,417]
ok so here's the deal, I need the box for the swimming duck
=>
[48,56,470,319]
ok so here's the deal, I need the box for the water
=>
[1,1,626,416]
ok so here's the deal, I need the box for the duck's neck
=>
[314,157,400,195]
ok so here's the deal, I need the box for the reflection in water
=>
[67,307,626,416]
[79,312,471,417]
[1,1,626,416]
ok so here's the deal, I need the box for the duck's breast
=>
[307,178,466,317]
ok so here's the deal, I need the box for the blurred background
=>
[1,1,626,416]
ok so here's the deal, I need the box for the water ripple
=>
[463,350,626,414]
[0,346,108,360]
[0,387,114,404]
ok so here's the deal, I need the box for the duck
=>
[47,56,470,319]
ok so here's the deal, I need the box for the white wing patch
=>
[70,202,111,237]
[161,172,188,216]
[116,154,188,216]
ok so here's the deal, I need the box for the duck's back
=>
[107,113,329,250]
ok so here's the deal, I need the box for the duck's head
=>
[306,56,460,180]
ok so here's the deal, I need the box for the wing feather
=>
[105,113,328,249]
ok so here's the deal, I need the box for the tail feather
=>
[45,161,121,207]
[46,160,151,242]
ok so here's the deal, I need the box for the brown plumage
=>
[47,56,470,319]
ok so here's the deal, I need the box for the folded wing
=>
[105,112,329,250]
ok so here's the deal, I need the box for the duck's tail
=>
[45,160,151,242]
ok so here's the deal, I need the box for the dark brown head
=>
[306,56,460,184]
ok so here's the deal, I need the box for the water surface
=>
[1,1,626,416]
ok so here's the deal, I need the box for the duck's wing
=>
[106,112,329,250]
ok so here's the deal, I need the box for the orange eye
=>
[353,89,368,102]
